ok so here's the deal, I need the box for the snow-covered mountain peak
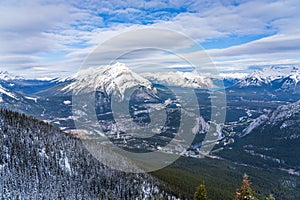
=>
[0,71,23,81]
[236,65,300,87]
[142,70,215,88]
[63,62,154,98]
[215,72,248,80]
[253,66,299,80]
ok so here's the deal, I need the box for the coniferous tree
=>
[236,173,257,200]
[194,183,208,200]
[0,109,170,199]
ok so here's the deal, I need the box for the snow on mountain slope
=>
[242,100,300,136]
[242,114,269,137]
[142,71,215,88]
[215,72,248,80]
[0,85,18,100]
[1,109,169,199]
[268,100,300,126]
[0,71,23,81]
[236,66,300,87]
[251,66,300,83]
[63,63,154,98]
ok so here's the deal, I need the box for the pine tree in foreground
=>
[194,183,208,200]
[236,173,257,200]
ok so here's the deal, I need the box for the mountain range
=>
[1,63,300,199]
[2,64,300,95]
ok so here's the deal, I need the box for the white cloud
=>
[0,0,299,77]
[209,34,300,57]
[204,34,300,71]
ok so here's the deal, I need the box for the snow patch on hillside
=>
[269,100,300,124]
[0,85,18,100]
[242,100,300,136]
[242,114,269,137]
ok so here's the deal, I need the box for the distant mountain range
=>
[0,71,24,80]
[233,66,300,92]
[0,63,299,128]
[1,64,300,93]
[142,70,214,88]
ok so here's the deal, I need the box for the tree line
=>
[194,173,275,200]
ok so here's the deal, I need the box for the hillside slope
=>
[0,109,169,199]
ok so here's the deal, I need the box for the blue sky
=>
[0,0,299,78]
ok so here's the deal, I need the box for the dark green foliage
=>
[152,157,239,199]
[152,156,300,200]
